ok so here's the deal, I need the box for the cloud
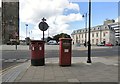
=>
[20,0,82,40]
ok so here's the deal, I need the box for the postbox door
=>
[59,39,72,65]
[31,43,41,59]
[37,43,44,58]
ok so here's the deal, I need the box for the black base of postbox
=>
[31,58,45,66]
[59,64,71,67]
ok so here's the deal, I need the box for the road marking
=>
[0,63,20,75]
[112,50,118,52]
[16,59,28,62]
[0,59,29,75]
[113,64,118,66]
[4,59,16,62]
[85,51,105,53]
[2,59,29,63]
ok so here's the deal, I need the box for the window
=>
[96,33,98,37]
[103,32,106,37]
[105,26,107,29]
[82,34,83,38]
[92,33,94,37]
[92,39,94,43]
[96,39,98,43]
[82,40,84,43]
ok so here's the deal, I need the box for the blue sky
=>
[69,2,118,30]
[19,0,119,40]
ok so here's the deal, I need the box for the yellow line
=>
[0,63,22,75]
[0,61,31,75]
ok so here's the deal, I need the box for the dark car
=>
[7,41,19,45]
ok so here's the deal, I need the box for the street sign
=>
[39,22,49,31]
[38,17,49,41]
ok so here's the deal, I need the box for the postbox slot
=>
[31,43,35,44]
[62,42,70,48]
[38,43,41,45]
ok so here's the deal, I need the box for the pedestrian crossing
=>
[0,59,29,63]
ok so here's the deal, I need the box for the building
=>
[108,22,120,45]
[104,19,120,45]
[71,20,116,45]
[2,0,19,44]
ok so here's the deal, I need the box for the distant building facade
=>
[2,0,19,44]
[71,20,116,45]
[107,22,120,45]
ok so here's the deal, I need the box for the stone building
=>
[108,22,120,45]
[71,20,116,45]
[2,0,19,44]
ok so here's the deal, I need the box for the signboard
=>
[39,22,49,31]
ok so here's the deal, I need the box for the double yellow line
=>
[0,63,21,75]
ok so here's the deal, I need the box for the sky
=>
[19,0,119,40]
[0,0,119,40]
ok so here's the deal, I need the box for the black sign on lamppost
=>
[39,17,49,41]
[87,0,92,63]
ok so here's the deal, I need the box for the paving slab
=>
[1,57,118,83]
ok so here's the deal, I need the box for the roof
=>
[71,24,115,35]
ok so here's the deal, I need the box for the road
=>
[1,45,119,70]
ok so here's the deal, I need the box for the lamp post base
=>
[87,59,92,63]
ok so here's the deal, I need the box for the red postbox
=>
[59,38,72,66]
[31,40,45,66]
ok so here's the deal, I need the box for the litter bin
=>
[59,38,72,66]
[31,40,45,66]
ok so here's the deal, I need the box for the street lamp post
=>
[87,0,92,63]
[25,24,28,38]
[82,13,87,47]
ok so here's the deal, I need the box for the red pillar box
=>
[31,40,45,66]
[59,38,72,66]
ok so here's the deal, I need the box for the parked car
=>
[7,41,19,45]
[97,42,105,46]
[105,43,114,46]
[47,40,57,45]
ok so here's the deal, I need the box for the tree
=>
[25,37,31,45]
[46,36,53,42]
[53,33,71,42]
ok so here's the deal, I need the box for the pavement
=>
[1,45,119,83]
[1,57,118,83]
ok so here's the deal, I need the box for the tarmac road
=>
[1,45,119,70]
